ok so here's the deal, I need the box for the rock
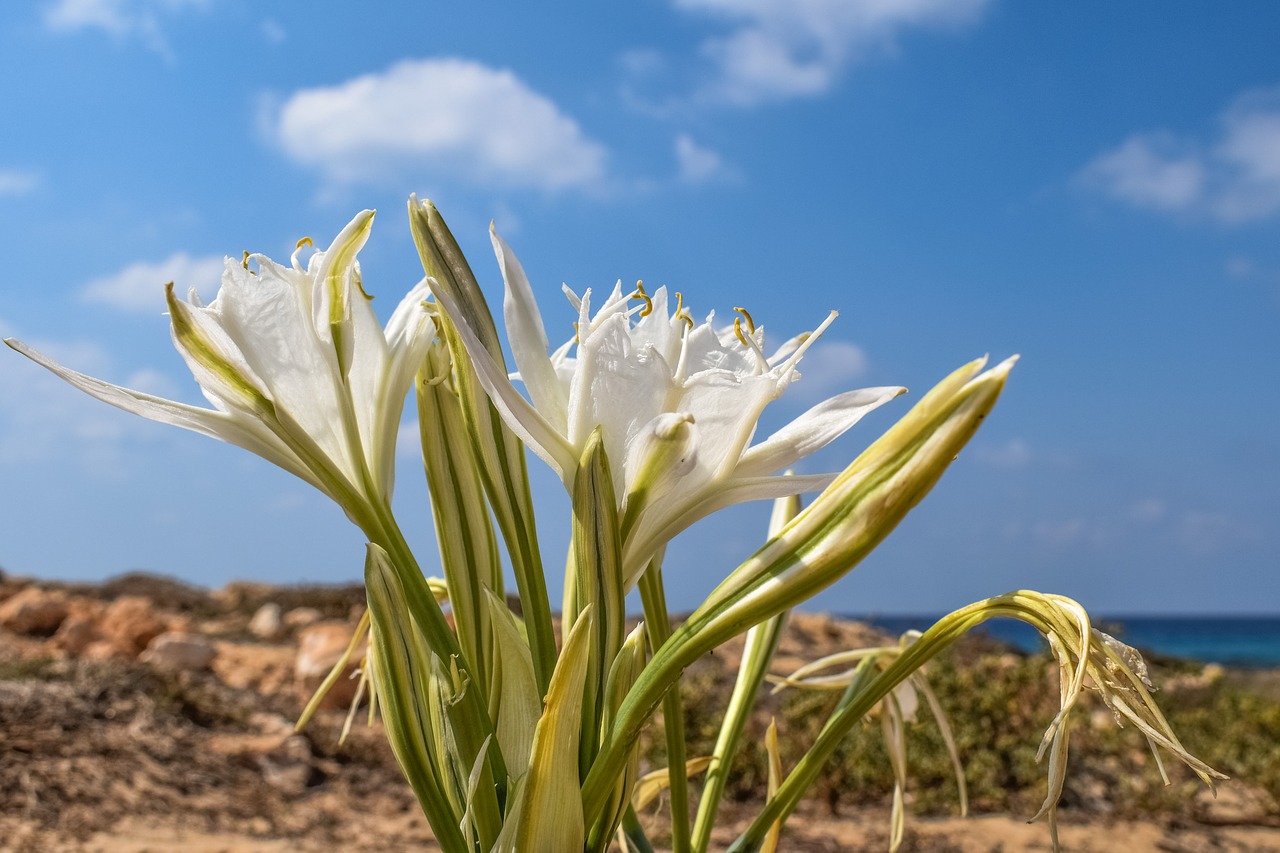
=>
[100,595,166,656]
[1194,781,1279,826]
[52,599,104,654]
[139,631,217,672]
[258,734,317,797]
[295,621,366,709]
[284,607,323,630]
[249,602,284,640]
[0,587,69,636]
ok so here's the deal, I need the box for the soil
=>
[1,572,1277,852]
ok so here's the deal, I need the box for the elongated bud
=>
[621,412,697,533]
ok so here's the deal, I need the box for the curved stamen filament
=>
[291,236,314,271]
[630,280,654,317]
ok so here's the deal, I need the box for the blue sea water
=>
[853,615,1280,669]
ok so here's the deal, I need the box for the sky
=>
[1,1,1277,616]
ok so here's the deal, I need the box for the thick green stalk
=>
[691,493,799,852]
[637,561,691,853]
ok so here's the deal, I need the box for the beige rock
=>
[139,631,217,672]
[295,621,366,709]
[248,602,285,640]
[51,599,104,654]
[0,587,69,636]
[101,596,166,655]
[283,606,323,630]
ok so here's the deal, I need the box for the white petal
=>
[4,339,328,496]
[214,257,359,484]
[429,278,577,480]
[367,280,436,497]
[735,386,906,479]
[493,226,569,434]
[621,471,838,584]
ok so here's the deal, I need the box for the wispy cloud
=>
[0,169,41,197]
[42,0,210,58]
[648,0,990,108]
[269,58,609,193]
[789,339,870,401]
[674,133,730,184]
[79,252,224,313]
[1080,86,1280,223]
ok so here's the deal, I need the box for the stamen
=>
[241,251,251,270]
[291,236,313,271]
[734,306,756,334]
[572,321,580,344]
[628,280,654,317]
[735,316,770,373]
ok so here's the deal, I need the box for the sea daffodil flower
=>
[5,210,434,520]
[428,221,905,585]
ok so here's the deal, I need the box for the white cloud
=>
[43,0,209,57]
[674,133,728,183]
[974,437,1032,469]
[671,0,991,107]
[0,170,41,197]
[79,252,225,313]
[260,18,285,44]
[790,339,870,400]
[270,58,609,193]
[1080,87,1280,223]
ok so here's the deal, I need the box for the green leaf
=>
[362,544,470,853]
[485,589,541,783]
[566,427,626,779]
[418,338,502,699]
[510,606,596,853]
[409,196,558,699]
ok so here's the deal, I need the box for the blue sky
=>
[1,1,1277,615]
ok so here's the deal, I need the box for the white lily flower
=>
[431,226,906,584]
[5,211,435,520]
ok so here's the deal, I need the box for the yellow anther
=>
[734,306,756,334]
[296,236,313,250]
[675,291,685,313]
[634,279,647,297]
[242,251,251,269]
[572,321,580,343]
[629,280,654,317]
[733,316,751,347]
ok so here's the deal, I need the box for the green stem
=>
[637,562,692,853]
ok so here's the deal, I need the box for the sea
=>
[853,615,1280,669]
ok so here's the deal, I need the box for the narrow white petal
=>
[367,281,435,497]
[735,386,906,479]
[622,471,838,583]
[430,279,577,480]
[4,339,327,495]
[493,226,569,433]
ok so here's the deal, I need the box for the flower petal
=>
[428,278,577,480]
[3,338,328,495]
[493,226,569,434]
[735,386,906,479]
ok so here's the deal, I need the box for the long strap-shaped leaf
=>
[409,196,558,698]
[502,606,596,853]
[364,544,475,853]
[418,340,503,702]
